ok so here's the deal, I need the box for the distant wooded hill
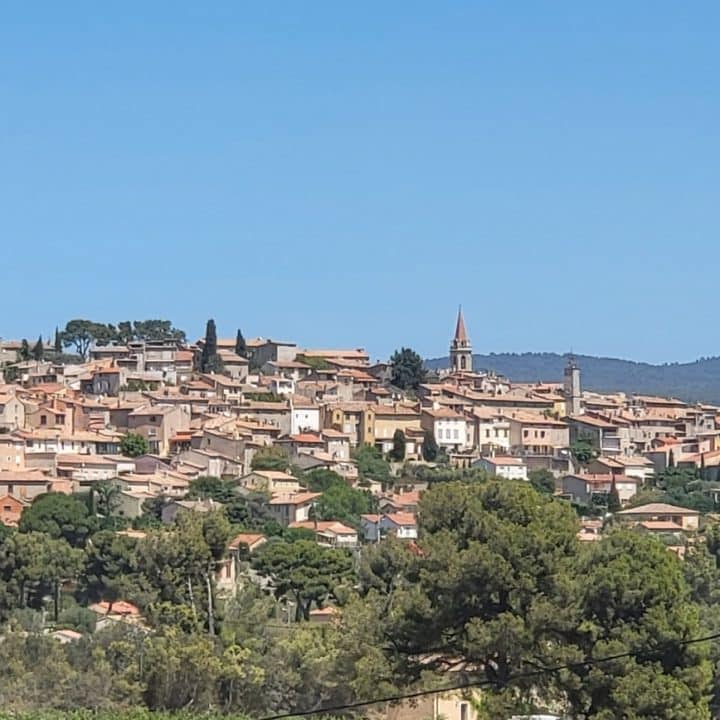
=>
[425,352,720,405]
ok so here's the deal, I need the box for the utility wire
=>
[258,630,720,720]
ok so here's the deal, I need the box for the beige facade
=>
[128,404,191,455]
[508,413,569,457]
[0,435,25,471]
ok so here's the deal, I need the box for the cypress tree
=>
[201,318,218,372]
[422,430,439,462]
[235,328,248,358]
[54,326,63,354]
[18,339,30,361]
[668,449,675,469]
[607,478,622,513]
[391,429,406,462]
[31,335,44,361]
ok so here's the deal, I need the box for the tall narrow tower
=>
[450,306,473,373]
[564,355,582,416]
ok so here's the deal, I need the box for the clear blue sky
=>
[2,3,719,364]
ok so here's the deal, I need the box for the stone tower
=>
[564,355,582,416]
[450,306,473,373]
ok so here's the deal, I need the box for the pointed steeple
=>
[449,305,472,373]
[454,305,468,343]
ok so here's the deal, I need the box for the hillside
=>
[425,352,720,405]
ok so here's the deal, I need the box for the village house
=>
[421,407,469,452]
[469,408,511,454]
[161,498,222,524]
[587,455,654,484]
[0,434,25,471]
[238,469,301,494]
[360,512,418,542]
[506,411,570,470]
[565,414,630,456]
[616,502,700,531]
[267,491,321,526]
[324,402,375,446]
[0,390,25,431]
[289,520,359,548]
[289,396,321,434]
[128,404,191,456]
[0,469,74,500]
[560,473,640,506]
[0,492,28,527]
[474,455,528,481]
[228,532,268,556]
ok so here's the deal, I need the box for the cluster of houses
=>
[0,310,718,554]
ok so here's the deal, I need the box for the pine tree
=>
[54,326,63,354]
[201,318,218,373]
[31,335,44,361]
[18,339,30,361]
[235,328,248,358]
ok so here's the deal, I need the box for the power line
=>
[258,630,720,720]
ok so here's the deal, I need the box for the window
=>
[460,703,468,720]
[453,429,459,439]
[40,415,47,426]
[3,505,11,512]
[540,430,546,438]
[523,429,529,438]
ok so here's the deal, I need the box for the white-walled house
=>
[290,399,320,435]
[421,408,469,451]
[475,455,528,481]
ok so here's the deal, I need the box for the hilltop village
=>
[0,311,716,545]
[1,313,719,719]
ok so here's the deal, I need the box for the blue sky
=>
[2,3,719,364]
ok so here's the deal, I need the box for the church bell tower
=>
[450,306,472,373]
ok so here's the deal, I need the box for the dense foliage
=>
[0,479,717,718]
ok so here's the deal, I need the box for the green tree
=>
[31,335,44,361]
[18,493,98,548]
[303,468,346,492]
[352,444,390,483]
[201,318,220,373]
[186,476,236,503]
[390,347,427,391]
[61,319,118,359]
[132,319,186,343]
[528,468,556,495]
[54,326,63,354]
[78,530,141,609]
[390,429,406,461]
[315,483,376,529]
[18,339,30,361]
[251,446,290,471]
[120,432,149,458]
[235,328,248,358]
[253,540,352,621]
[12,532,84,620]
[557,531,712,719]
[92,479,122,521]
[422,429,439,461]
[384,480,580,704]
[607,477,622,512]
[571,433,598,467]
[142,627,221,709]
[669,448,676,468]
